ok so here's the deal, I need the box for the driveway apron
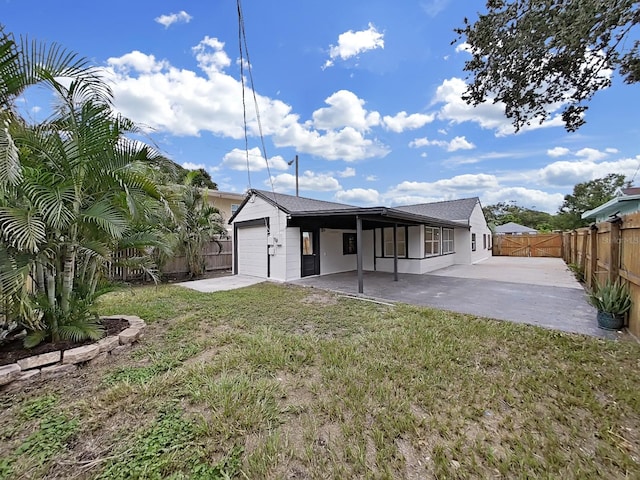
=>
[293,260,617,339]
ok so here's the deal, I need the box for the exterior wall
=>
[232,195,290,281]
[594,201,640,222]
[468,202,493,264]
[285,226,301,280]
[319,229,357,275]
[205,191,246,234]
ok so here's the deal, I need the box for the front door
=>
[301,229,320,277]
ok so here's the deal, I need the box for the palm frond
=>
[0,206,45,252]
[0,121,22,188]
[81,200,129,238]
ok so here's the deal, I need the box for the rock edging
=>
[0,315,146,389]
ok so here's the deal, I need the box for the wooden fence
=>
[107,239,232,282]
[492,233,563,257]
[563,211,640,337]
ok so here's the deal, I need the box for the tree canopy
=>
[455,0,640,131]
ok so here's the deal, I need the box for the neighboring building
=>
[582,187,640,223]
[229,189,492,290]
[494,222,538,235]
[203,190,246,236]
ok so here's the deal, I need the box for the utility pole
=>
[288,154,299,196]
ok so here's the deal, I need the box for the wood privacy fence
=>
[492,233,563,257]
[562,211,640,337]
[107,239,232,282]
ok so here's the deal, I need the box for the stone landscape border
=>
[0,315,146,390]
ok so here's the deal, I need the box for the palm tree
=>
[0,26,172,346]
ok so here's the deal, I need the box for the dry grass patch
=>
[0,282,639,479]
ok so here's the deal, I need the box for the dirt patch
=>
[0,318,129,366]
[300,292,338,306]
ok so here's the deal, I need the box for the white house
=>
[494,222,538,235]
[229,189,492,292]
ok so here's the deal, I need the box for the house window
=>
[231,204,240,214]
[302,231,314,255]
[483,234,487,249]
[442,228,454,254]
[383,227,406,257]
[343,233,357,255]
[471,233,476,252]
[424,227,440,256]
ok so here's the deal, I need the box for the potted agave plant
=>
[588,279,632,330]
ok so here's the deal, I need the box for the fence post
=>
[580,230,587,271]
[572,230,578,264]
[589,225,598,288]
[609,220,621,282]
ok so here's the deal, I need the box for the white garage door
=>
[237,225,268,278]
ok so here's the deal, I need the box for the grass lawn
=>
[1,282,639,479]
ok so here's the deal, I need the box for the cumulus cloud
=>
[385,174,500,204]
[447,136,475,152]
[454,42,472,54]
[433,77,565,136]
[323,23,384,69]
[547,147,570,157]
[220,148,289,172]
[155,11,192,28]
[269,171,341,192]
[366,175,378,181]
[335,188,381,205]
[482,187,564,214]
[538,156,640,186]
[383,111,435,132]
[575,147,608,162]
[105,39,390,162]
[312,90,381,132]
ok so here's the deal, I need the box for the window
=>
[424,227,440,256]
[231,204,240,214]
[343,233,357,255]
[471,233,476,251]
[302,231,314,255]
[442,228,454,254]
[483,234,487,250]
[383,227,406,257]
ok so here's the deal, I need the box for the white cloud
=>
[366,175,378,181]
[447,136,475,152]
[220,147,289,172]
[482,187,564,214]
[547,147,570,157]
[105,39,389,162]
[454,42,472,54]
[383,111,435,132]
[409,135,474,151]
[323,23,384,69]
[154,10,192,28]
[182,162,206,170]
[575,147,608,162]
[338,167,356,178]
[312,90,381,132]
[538,156,640,186]
[433,77,565,136]
[269,171,341,192]
[385,174,500,204]
[335,188,380,205]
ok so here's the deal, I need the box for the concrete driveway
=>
[293,257,617,339]
[176,274,263,292]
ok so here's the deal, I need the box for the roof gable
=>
[253,189,357,214]
[495,222,537,233]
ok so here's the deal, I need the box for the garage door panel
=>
[237,226,267,278]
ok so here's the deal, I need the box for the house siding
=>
[469,202,492,264]
[320,229,357,275]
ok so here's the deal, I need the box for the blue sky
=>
[4,0,639,213]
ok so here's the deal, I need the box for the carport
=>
[293,257,618,339]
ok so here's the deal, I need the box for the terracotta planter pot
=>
[597,310,625,331]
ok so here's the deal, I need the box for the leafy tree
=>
[455,1,639,131]
[483,202,553,230]
[556,173,629,228]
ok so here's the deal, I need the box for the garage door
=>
[237,225,268,278]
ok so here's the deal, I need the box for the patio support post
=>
[356,216,364,293]
[393,223,398,282]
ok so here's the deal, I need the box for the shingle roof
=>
[393,197,479,223]
[253,189,358,213]
[495,222,538,234]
